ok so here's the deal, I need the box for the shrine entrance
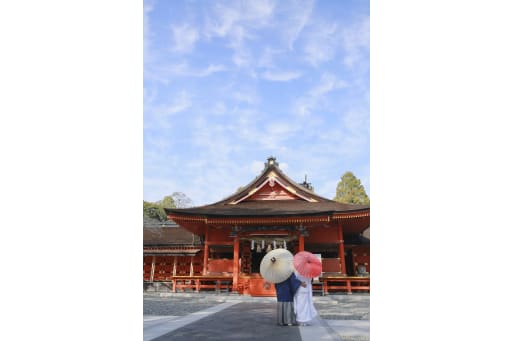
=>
[240,234,299,275]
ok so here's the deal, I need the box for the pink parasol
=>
[293,251,322,278]
[259,248,294,283]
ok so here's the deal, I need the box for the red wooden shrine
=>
[143,157,370,296]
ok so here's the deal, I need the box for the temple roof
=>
[166,199,368,217]
[143,217,201,246]
[143,216,179,228]
[165,156,369,219]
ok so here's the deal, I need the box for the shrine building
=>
[143,157,370,296]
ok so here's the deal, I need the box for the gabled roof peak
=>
[218,156,325,205]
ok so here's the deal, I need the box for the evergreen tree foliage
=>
[333,171,370,205]
[158,195,176,209]
[143,201,168,221]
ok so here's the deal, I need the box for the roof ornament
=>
[301,174,314,191]
[265,156,279,168]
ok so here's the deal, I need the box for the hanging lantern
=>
[251,240,255,250]
[273,240,276,249]
[266,244,272,253]
[284,240,287,249]
[262,240,265,248]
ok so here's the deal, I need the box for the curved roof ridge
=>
[205,157,334,206]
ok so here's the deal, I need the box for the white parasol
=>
[259,248,294,283]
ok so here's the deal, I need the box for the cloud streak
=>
[302,22,339,66]
[171,24,199,54]
[341,16,369,68]
[261,70,302,81]
[294,73,349,116]
[280,0,314,50]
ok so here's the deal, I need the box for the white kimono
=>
[293,272,318,323]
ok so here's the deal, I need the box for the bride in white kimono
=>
[293,271,318,326]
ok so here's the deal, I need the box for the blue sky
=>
[144,0,369,206]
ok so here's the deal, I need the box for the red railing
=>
[144,274,369,295]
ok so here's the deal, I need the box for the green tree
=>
[334,171,370,205]
[143,201,168,221]
[159,195,176,209]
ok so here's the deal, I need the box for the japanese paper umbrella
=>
[293,251,322,278]
[259,248,294,283]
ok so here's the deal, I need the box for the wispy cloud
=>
[193,64,227,77]
[302,22,339,66]
[232,90,260,105]
[294,73,348,116]
[171,24,199,54]
[144,90,192,130]
[341,16,369,68]
[144,135,173,156]
[343,109,369,134]
[204,0,276,38]
[204,3,241,38]
[258,122,300,150]
[257,47,281,68]
[231,41,252,68]
[143,0,156,64]
[211,101,228,116]
[162,91,192,115]
[261,70,301,81]
[300,14,368,69]
[280,0,314,49]
[251,160,265,175]
[204,0,277,69]
[311,73,348,96]
[145,62,226,83]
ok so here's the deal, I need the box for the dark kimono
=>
[274,272,302,326]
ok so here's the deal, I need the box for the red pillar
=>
[233,235,240,290]
[338,222,347,274]
[298,234,305,252]
[203,226,209,275]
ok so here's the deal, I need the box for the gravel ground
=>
[314,295,370,320]
[144,294,232,316]
[143,292,369,321]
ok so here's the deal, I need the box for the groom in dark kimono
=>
[274,272,303,326]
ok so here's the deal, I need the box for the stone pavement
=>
[144,292,369,341]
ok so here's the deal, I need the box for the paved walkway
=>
[144,293,369,341]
